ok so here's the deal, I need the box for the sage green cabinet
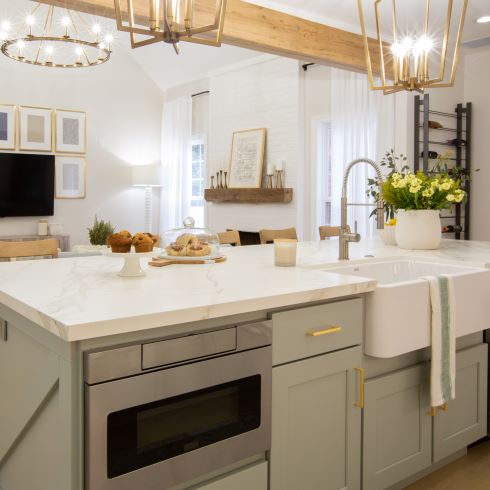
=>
[433,344,488,462]
[363,344,488,490]
[362,364,432,490]
[270,346,362,490]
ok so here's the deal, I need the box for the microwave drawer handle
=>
[306,326,342,337]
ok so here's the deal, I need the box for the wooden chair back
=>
[0,239,59,261]
[319,225,350,240]
[259,228,298,244]
[218,230,241,246]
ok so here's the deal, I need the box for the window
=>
[190,136,206,227]
[317,121,332,226]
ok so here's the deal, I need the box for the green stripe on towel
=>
[438,276,452,403]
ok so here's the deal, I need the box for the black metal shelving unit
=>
[414,94,472,240]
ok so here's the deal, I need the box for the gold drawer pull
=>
[354,367,365,409]
[306,326,342,337]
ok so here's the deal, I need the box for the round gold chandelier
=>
[0,3,113,68]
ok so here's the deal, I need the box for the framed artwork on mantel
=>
[228,128,266,188]
[19,106,53,152]
[55,155,86,199]
[55,109,86,153]
[0,104,16,150]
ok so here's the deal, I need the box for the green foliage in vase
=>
[87,216,115,245]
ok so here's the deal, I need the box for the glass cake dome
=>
[161,217,220,259]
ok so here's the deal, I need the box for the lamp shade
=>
[131,165,162,187]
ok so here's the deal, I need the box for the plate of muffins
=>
[106,231,160,254]
[160,233,220,261]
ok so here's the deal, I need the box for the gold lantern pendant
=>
[114,0,227,54]
[357,0,468,94]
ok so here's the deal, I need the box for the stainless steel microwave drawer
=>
[271,298,363,365]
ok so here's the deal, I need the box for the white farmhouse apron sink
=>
[323,259,490,358]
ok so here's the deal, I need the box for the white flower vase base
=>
[395,210,442,250]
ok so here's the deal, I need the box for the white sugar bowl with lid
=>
[160,217,220,260]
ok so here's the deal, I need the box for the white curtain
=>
[160,97,193,233]
[330,69,394,238]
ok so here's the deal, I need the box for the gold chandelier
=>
[0,3,112,68]
[114,0,227,54]
[357,0,468,94]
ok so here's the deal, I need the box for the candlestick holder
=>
[275,170,284,189]
[219,170,224,189]
[224,171,228,189]
[210,175,215,189]
[266,174,273,189]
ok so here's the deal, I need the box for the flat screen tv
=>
[0,153,55,217]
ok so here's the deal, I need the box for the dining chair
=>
[218,230,241,246]
[319,225,350,240]
[0,239,59,261]
[259,228,298,244]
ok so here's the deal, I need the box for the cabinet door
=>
[363,363,432,490]
[433,343,488,462]
[270,346,362,490]
[195,461,268,490]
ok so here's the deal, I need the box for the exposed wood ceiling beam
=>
[34,0,382,73]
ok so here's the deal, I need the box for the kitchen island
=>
[0,238,489,490]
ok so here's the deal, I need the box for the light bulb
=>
[62,16,71,27]
[92,24,101,34]
[413,35,433,57]
[477,16,490,23]
[98,42,106,50]
[1,20,10,32]
[16,40,25,50]
[104,33,113,44]
[75,46,84,56]
[45,45,54,55]
[26,15,35,26]
[0,31,7,41]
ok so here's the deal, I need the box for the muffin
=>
[132,233,154,253]
[144,233,160,249]
[107,232,132,253]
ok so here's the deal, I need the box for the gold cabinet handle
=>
[427,404,448,416]
[427,407,437,417]
[354,367,365,409]
[438,403,448,412]
[305,326,342,337]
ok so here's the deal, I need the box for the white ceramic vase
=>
[395,209,442,250]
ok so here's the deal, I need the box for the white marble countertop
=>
[1,237,489,342]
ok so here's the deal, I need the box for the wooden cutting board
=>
[149,256,227,267]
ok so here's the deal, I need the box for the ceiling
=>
[3,1,490,92]
[245,0,490,42]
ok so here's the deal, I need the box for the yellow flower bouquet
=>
[382,171,465,210]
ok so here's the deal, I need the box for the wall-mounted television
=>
[0,153,55,217]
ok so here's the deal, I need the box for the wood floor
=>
[405,440,490,490]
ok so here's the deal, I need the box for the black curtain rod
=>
[302,63,315,71]
[192,90,210,97]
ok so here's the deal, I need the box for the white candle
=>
[267,162,275,175]
[275,160,284,171]
[274,238,297,267]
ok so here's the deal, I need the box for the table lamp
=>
[131,165,162,233]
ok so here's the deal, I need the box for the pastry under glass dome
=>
[160,217,220,259]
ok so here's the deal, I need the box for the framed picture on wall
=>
[55,109,86,153]
[19,106,53,152]
[228,128,266,188]
[0,104,16,150]
[55,155,86,199]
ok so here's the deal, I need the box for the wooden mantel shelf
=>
[204,188,293,203]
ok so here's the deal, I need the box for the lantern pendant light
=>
[114,0,227,54]
[357,0,468,94]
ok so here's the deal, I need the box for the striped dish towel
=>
[424,275,456,407]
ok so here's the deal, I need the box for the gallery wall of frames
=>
[0,104,86,199]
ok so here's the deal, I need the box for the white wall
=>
[206,56,301,235]
[0,47,163,246]
[464,48,490,241]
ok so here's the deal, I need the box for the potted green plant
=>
[87,216,115,246]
